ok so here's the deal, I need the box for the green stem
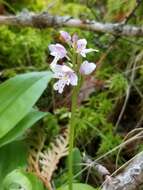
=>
[68,51,83,190]
[68,52,79,190]
[68,86,78,190]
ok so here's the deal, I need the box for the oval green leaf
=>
[0,109,48,147]
[0,141,27,184]
[0,71,53,138]
[58,183,96,190]
[3,169,44,190]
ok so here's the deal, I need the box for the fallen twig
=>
[0,10,143,36]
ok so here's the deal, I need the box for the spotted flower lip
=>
[80,60,96,75]
[76,39,98,57]
[51,64,78,94]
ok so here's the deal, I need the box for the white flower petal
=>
[77,39,87,51]
[53,80,66,94]
[62,65,74,73]
[51,64,63,73]
[80,48,98,57]
[80,52,86,57]
[53,81,59,90]
[69,72,78,86]
[80,61,96,75]
[83,48,97,54]
[72,34,78,43]
[51,64,78,93]
[50,56,60,70]
[60,31,71,43]
[75,38,98,57]
[49,43,67,59]
[48,44,55,53]
[53,71,64,79]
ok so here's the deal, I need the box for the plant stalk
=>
[68,86,78,190]
[68,52,78,190]
[68,51,83,190]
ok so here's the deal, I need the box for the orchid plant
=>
[48,31,98,190]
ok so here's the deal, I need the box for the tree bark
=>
[102,152,143,190]
[0,10,143,36]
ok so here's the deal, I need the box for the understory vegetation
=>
[0,0,143,190]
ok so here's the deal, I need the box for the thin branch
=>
[115,57,137,129]
[102,152,143,190]
[122,0,142,24]
[0,11,143,36]
[95,0,142,66]
[83,155,110,180]
[73,131,143,181]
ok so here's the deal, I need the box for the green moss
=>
[1,0,46,12]
[108,73,128,94]
[0,26,53,70]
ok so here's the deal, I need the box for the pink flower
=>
[72,33,78,43]
[59,31,98,57]
[51,64,78,93]
[49,43,67,58]
[72,33,78,48]
[60,31,71,43]
[80,61,96,75]
[76,39,97,57]
[48,43,68,67]
[60,31,78,46]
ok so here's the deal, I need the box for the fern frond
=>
[28,127,46,174]
[39,129,68,182]
[27,128,68,190]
